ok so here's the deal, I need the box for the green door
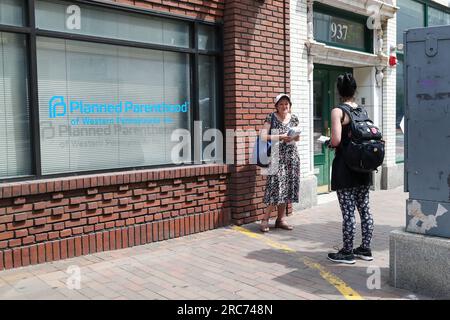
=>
[313,65,353,193]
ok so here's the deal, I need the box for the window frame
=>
[313,3,374,54]
[0,0,224,183]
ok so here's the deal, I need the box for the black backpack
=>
[337,104,385,173]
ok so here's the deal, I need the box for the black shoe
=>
[327,249,355,264]
[353,246,373,261]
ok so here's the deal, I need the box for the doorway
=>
[313,64,353,193]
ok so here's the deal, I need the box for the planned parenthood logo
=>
[48,95,189,119]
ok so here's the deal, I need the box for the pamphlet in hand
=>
[288,127,302,137]
[317,135,331,144]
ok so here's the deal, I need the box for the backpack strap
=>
[337,103,369,123]
[337,103,354,124]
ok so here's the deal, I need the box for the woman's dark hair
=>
[337,72,357,99]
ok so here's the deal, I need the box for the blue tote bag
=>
[252,113,275,167]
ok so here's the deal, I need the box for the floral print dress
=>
[263,113,300,205]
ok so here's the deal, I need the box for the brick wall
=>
[0,165,230,270]
[223,0,291,225]
[113,0,225,22]
[0,0,292,270]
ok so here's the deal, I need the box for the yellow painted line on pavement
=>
[232,225,363,300]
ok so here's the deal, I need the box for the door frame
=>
[313,64,353,193]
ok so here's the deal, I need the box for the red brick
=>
[37,243,46,264]
[87,202,98,210]
[200,213,205,232]
[105,221,115,229]
[75,237,82,256]
[13,212,28,222]
[158,221,164,241]
[180,217,185,237]
[48,231,59,240]
[0,251,3,270]
[30,245,38,265]
[68,238,75,258]
[8,238,21,248]
[70,212,82,220]
[45,242,53,262]
[134,225,140,246]
[109,230,116,250]
[72,226,84,235]
[13,248,22,268]
[190,215,196,234]
[128,227,134,247]
[4,250,13,269]
[33,201,48,211]
[152,223,158,241]
[214,211,219,228]
[115,229,122,249]
[122,228,129,248]
[0,231,14,241]
[82,235,89,255]
[140,224,146,244]
[103,231,109,251]
[15,229,28,238]
[60,229,72,238]
[52,242,60,261]
[55,222,68,232]
[61,239,68,259]
[84,225,94,233]
[209,211,214,229]
[96,233,103,252]
[35,233,48,242]
[34,217,47,226]
[103,193,114,200]
[146,223,152,243]
[52,207,64,216]
[169,219,174,239]
[89,234,96,253]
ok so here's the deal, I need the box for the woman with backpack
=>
[259,93,300,233]
[327,73,375,264]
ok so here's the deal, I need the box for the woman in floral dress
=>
[259,94,300,232]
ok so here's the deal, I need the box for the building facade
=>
[291,0,399,209]
[1,0,449,270]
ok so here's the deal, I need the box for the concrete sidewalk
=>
[0,186,431,300]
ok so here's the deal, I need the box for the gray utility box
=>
[404,25,450,238]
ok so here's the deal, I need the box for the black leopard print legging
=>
[336,185,374,252]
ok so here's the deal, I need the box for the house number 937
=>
[330,23,348,41]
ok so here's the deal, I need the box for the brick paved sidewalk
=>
[0,186,431,300]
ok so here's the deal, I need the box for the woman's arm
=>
[261,121,289,142]
[330,108,343,148]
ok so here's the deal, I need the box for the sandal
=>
[260,219,269,233]
[275,219,293,230]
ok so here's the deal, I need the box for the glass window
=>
[313,10,368,52]
[396,58,405,163]
[396,0,425,46]
[0,32,32,178]
[198,25,218,51]
[428,7,450,26]
[198,55,219,162]
[35,0,190,48]
[37,37,191,174]
[0,0,26,27]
